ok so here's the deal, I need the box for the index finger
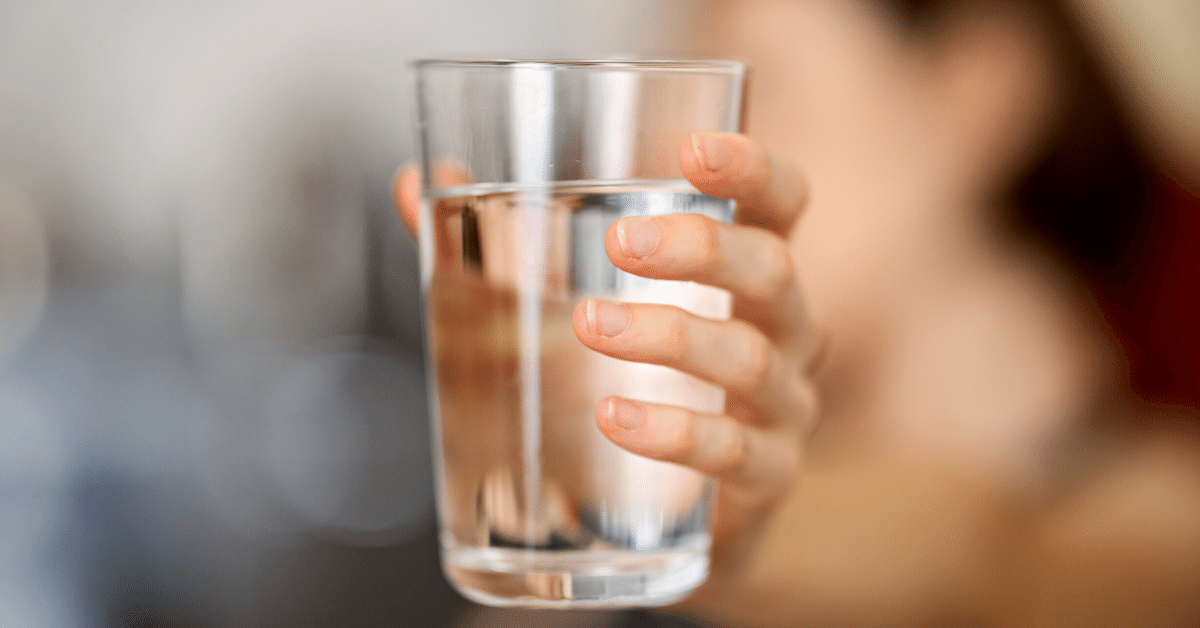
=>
[679,133,808,236]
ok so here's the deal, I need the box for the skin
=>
[397,133,819,566]
[396,1,1200,624]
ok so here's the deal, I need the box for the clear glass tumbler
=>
[413,59,746,607]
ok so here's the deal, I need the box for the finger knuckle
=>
[763,431,804,495]
[680,214,721,271]
[747,236,795,302]
[708,423,747,475]
[731,331,773,394]
[772,154,808,210]
[658,308,693,363]
[655,415,696,464]
[777,444,803,489]
[794,379,821,436]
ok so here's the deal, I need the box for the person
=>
[395,0,1200,625]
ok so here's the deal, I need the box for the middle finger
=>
[604,213,806,336]
[571,299,809,427]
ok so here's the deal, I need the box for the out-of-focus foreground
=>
[0,1,700,625]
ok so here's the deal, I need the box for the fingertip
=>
[595,396,646,433]
[679,133,743,193]
[692,134,734,172]
[595,397,620,438]
[614,217,661,260]
[679,135,704,175]
[595,396,617,427]
[571,298,596,343]
[682,134,808,234]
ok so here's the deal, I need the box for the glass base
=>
[443,543,709,608]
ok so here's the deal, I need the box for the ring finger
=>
[604,212,809,341]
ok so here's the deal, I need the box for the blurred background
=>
[0,1,703,625]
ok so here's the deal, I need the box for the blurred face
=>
[698,0,1114,464]
[705,0,1060,346]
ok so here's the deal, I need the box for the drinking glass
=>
[413,59,745,607]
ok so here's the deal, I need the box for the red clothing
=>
[1114,175,1200,408]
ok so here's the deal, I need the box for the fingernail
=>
[692,134,733,172]
[616,218,660,259]
[586,299,630,337]
[609,398,646,430]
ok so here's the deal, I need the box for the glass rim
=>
[412,58,745,75]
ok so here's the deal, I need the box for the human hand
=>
[565,134,821,575]
[393,131,821,590]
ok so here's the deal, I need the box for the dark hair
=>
[886,0,1159,302]
[881,0,1200,413]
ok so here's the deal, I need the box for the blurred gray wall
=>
[0,1,703,625]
